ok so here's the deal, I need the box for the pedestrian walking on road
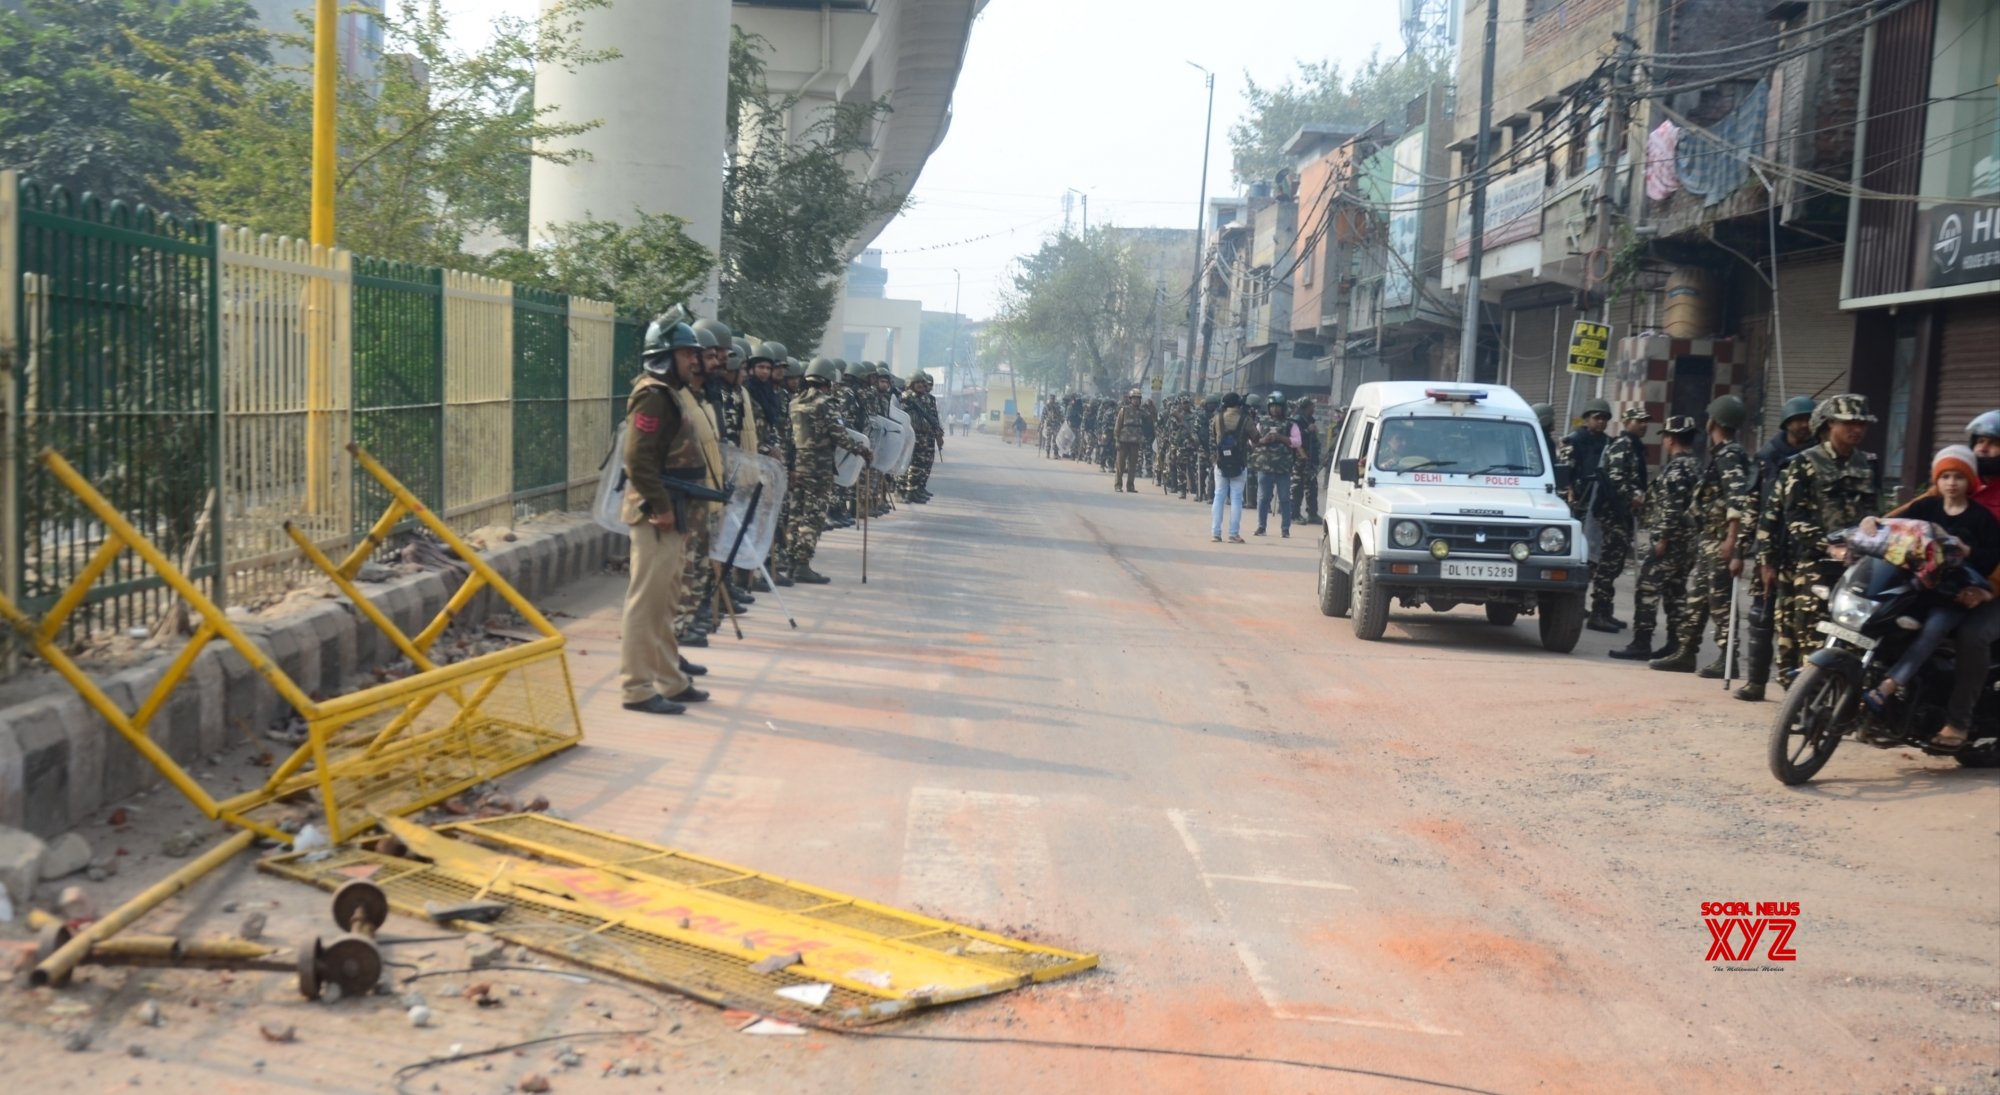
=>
[1210,392,1251,543]
[1013,412,1027,446]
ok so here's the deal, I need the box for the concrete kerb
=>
[0,515,621,839]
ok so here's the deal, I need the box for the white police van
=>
[1316,382,1590,652]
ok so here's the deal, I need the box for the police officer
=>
[1291,399,1322,525]
[1734,396,1817,700]
[1611,416,1702,662]
[1590,407,1650,632]
[1531,403,1558,459]
[783,357,872,584]
[617,318,713,715]
[1112,388,1147,492]
[1654,395,1752,674]
[1756,394,1880,682]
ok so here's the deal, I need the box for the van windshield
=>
[1374,416,1546,476]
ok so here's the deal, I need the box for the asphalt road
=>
[3,431,1995,1094]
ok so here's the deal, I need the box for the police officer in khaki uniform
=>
[619,320,715,715]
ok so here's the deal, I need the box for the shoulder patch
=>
[634,412,661,434]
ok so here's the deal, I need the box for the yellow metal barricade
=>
[0,445,583,846]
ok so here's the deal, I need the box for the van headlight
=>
[1537,526,1568,553]
[1391,520,1421,548]
[1829,585,1874,630]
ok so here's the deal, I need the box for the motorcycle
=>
[1769,553,2000,785]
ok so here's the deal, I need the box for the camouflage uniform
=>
[1592,422,1648,620]
[672,387,727,640]
[1674,436,1752,665]
[1628,444,1701,650]
[1757,439,1879,677]
[1112,396,1147,491]
[899,385,942,499]
[1290,407,1322,524]
[784,383,870,581]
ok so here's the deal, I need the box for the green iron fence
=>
[511,284,569,513]
[351,257,444,544]
[11,182,222,636]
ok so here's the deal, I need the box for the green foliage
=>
[126,0,613,265]
[919,311,977,371]
[718,28,908,350]
[481,211,712,318]
[1227,48,1449,189]
[0,0,268,210]
[992,228,1156,394]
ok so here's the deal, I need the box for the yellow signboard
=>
[1567,320,1610,376]
[1150,376,1163,392]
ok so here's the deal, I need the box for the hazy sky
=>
[428,0,1405,320]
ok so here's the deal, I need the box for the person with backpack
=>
[1210,392,1252,543]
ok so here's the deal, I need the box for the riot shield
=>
[709,447,789,570]
[833,428,870,487]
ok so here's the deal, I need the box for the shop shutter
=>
[1507,305,1559,411]
[1757,258,1853,439]
[1932,297,2000,442]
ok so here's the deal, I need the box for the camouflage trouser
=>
[1773,566,1823,678]
[783,463,835,575]
[901,440,935,496]
[1590,512,1633,613]
[770,494,793,581]
[1291,472,1319,524]
[1676,534,1734,654]
[1632,535,1694,639]
[673,506,719,634]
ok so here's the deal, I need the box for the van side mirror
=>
[1337,458,1362,483]
[1553,465,1573,491]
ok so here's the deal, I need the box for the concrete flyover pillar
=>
[529,0,730,314]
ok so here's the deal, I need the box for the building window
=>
[1302,246,1315,287]
[1526,0,1561,20]
[1921,0,2000,199]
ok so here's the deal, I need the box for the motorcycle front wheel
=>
[1769,664,1851,785]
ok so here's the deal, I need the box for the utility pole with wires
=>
[1582,0,1642,404]
[1455,0,1498,383]
[1185,61,1216,396]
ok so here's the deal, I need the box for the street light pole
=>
[1185,61,1215,394]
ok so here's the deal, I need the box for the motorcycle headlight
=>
[1537,526,1568,553]
[1829,585,1874,630]
[1391,520,1421,548]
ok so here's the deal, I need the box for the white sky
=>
[425,0,1404,320]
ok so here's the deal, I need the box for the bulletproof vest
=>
[1799,445,1877,529]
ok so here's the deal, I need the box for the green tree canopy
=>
[128,0,613,265]
[0,0,268,210]
[718,29,907,352]
[992,227,1155,395]
[481,211,712,318]
[1228,49,1448,189]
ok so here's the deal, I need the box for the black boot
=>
[1586,607,1622,633]
[1608,631,1655,660]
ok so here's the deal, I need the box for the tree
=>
[481,211,711,318]
[919,310,977,372]
[992,227,1156,395]
[0,0,268,210]
[1227,48,1449,189]
[127,0,613,265]
[718,29,907,350]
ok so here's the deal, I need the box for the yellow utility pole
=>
[306,0,337,510]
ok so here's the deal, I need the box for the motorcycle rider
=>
[1863,446,1999,745]
[1930,412,2000,746]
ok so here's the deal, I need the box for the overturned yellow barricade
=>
[265,814,1098,1024]
[0,445,583,846]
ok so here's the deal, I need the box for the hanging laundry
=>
[1645,121,1682,201]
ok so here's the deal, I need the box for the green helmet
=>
[692,318,733,348]
[1201,393,1220,408]
[785,358,805,379]
[1268,391,1286,405]
[1579,398,1612,420]
[728,338,750,366]
[1780,396,1816,424]
[752,340,786,364]
[875,363,893,379]
[1245,393,1267,409]
[891,376,906,392]
[640,318,698,362]
[1705,394,1747,429]
[692,326,718,350]
[806,356,840,382]
[1811,393,1877,434]
[845,359,875,379]
[1529,402,1555,430]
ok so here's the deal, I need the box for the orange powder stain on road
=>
[1373,924,1576,992]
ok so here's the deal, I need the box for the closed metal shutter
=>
[1933,297,2000,442]
[1757,258,1853,439]
[1507,305,1559,412]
